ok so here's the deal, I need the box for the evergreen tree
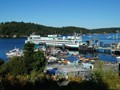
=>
[23,42,46,74]
[33,51,46,72]
[0,58,4,66]
[23,42,35,74]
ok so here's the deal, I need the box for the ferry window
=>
[34,37,40,39]
[75,41,78,43]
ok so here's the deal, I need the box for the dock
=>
[95,47,113,54]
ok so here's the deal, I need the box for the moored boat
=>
[25,34,82,47]
[6,47,22,58]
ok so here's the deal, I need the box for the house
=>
[55,65,89,78]
[81,63,94,69]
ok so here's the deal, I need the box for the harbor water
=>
[0,33,120,62]
[0,38,25,61]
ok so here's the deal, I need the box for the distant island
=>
[0,21,120,38]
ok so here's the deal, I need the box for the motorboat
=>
[6,47,22,58]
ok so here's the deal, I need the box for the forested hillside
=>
[91,28,120,33]
[0,21,120,38]
[0,21,88,37]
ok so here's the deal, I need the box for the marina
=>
[0,33,120,63]
[33,33,120,80]
[0,33,120,78]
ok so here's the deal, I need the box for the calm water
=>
[0,33,119,62]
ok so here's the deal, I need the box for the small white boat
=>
[6,47,22,58]
[116,56,120,62]
[107,36,112,39]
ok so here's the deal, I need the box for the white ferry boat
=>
[25,34,82,47]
